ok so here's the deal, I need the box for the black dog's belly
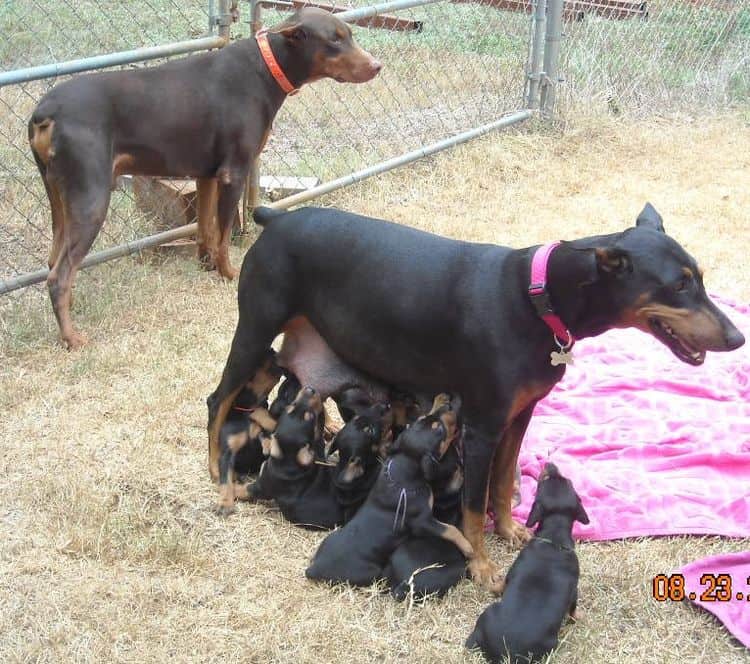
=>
[386,536,466,601]
[306,508,400,586]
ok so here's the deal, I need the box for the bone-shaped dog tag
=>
[550,349,574,366]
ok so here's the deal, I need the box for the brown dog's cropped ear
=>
[595,247,632,276]
[275,22,307,42]
[525,498,543,528]
[635,202,665,233]
[575,495,590,525]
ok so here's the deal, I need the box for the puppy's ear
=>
[575,495,590,525]
[635,202,665,233]
[525,498,543,528]
[595,247,632,276]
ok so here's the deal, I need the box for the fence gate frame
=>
[0,0,565,296]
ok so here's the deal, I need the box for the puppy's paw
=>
[468,557,504,595]
[569,608,584,622]
[215,503,236,517]
[494,519,531,548]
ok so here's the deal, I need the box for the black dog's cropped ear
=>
[595,247,632,276]
[575,495,590,525]
[525,498,543,528]
[635,202,665,233]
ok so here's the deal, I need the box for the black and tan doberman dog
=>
[305,395,474,586]
[28,8,381,349]
[207,202,744,591]
[466,462,588,663]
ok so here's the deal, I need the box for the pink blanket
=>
[506,296,750,541]
[678,551,750,648]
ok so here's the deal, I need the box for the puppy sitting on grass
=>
[383,442,467,601]
[305,394,474,587]
[466,462,589,664]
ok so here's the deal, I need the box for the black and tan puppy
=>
[216,350,282,514]
[305,395,474,587]
[466,463,589,664]
[226,371,301,481]
[269,373,302,420]
[245,386,343,530]
[329,402,393,522]
[384,443,467,600]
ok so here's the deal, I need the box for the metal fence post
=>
[526,0,547,109]
[540,0,563,118]
[216,0,234,43]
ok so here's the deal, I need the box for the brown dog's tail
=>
[253,206,284,228]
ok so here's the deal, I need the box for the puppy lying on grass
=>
[305,394,474,587]
[466,462,589,663]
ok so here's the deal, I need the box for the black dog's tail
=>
[253,206,285,228]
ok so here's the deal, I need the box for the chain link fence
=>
[1,0,749,308]
[558,0,750,117]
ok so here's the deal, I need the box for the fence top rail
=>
[0,35,227,89]
[0,0,445,89]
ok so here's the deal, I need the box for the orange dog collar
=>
[255,29,298,96]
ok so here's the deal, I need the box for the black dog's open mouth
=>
[648,317,706,366]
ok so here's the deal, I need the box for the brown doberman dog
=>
[28,8,381,350]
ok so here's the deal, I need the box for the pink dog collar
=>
[528,242,574,349]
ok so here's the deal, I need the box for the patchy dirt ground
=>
[1,114,749,663]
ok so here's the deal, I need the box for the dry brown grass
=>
[1,114,750,663]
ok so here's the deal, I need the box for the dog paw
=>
[215,502,236,517]
[569,608,584,622]
[494,519,531,548]
[63,330,89,350]
[468,557,505,595]
[218,265,239,280]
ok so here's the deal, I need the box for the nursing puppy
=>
[328,402,393,523]
[306,395,474,587]
[246,387,344,530]
[466,463,588,663]
[384,443,467,600]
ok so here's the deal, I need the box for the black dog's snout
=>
[726,327,745,351]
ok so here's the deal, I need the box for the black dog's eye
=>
[674,276,690,293]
